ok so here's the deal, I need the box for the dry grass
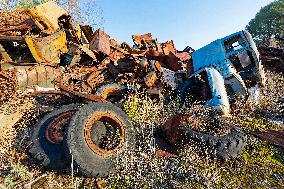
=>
[0,70,283,188]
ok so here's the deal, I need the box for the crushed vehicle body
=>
[178,67,230,115]
[158,31,267,159]
[191,31,265,103]
[177,30,266,115]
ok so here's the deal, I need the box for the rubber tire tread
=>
[183,126,246,159]
[28,104,80,170]
[67,102,135,178]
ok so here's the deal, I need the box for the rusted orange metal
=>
[25,31,68,64]
[161,52,183,71]
[45,111,73,144]
[144,71,159,88]
[53,75,106,102]
[0,3,195,105]
[84,111,126,157]
[26,1,68,34]
[132,33,153,48]
[87,69,110,89]
[161,113,185,145]
[176,52,191,62]
[0,23,32,33]
[89,28,111,55]
[252,129,284,148]
[86,58,111,89]
[1,63,61,89]
[161,40,176,55]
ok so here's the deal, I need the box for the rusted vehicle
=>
[159,31,266,159]
[179,30,266,115]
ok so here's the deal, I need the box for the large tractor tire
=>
[67,102,135,178]
[183,126,247,159]
[28,104,80,170]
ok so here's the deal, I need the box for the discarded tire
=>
[28,104,80,170]
[182,126,246,159]
[95,83,127,103]
[67,102,135,178]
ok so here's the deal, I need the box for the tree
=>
[0,0,104,28]
[246,0,284,42]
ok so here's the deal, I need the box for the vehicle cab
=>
[191,30,265,102]
[178,67,230,115]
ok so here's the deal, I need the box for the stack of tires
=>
[28,102,135,177]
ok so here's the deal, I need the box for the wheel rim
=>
[45,111,73,144]
[84,112,126,157]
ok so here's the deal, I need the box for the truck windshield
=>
[223,34,245,53]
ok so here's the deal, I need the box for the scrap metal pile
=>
[0,1,194,178]
[0,1,192,102]
[258,38,284,72]
[1,1,282,179]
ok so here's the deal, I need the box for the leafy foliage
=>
[0,0,104,28]
[246,0,284,41]
[0,0,49,9]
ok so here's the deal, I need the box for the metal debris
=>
[252,129,284,148]
[0,2,281,178]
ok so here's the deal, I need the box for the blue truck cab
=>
[178,67,230,115]
[192,30,265,100]
[179,31,265,115]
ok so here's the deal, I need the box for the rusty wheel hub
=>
[84,112,126,157]
[45,111,73,144]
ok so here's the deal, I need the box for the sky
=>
[94,0,274,50]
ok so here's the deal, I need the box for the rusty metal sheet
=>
[161,113,185,145]
[132,33,153,48]
[115,60,137,73]
[132,33,163,52]
[109,38,121,48]
[0,9,30,29]
[86,58,111,89]
[1,63,61,89]
[161,53,183,71]
[0,35,26,41]
[53,75,106,102]
[86,69,109,89]
[80,25,95,43]
[89,28,111,55]
[27,1,68,34]
[144,71,158,88]
[251,129,284,148]
[161,40,176,55]
[16,65,61,89]
[25,31,68,64]
[109,49,125,62]
[0,23,32,33]
[176,52,191,62]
